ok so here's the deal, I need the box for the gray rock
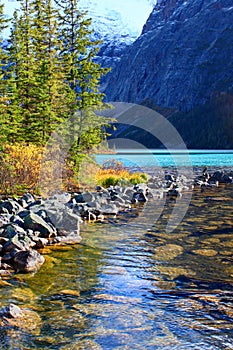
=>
[18,192,35,207]
[101,204,119,215]
[132,190,148,203]
[222,174,232,184]
[2,251,15,262]
[3,231,35,252]
[167,188,182,198]
[0,200,23,215]
[0,304,22,318]
[124,188,135,200]
[86,201,101,210]
[74,192,94,203]
[49,192,71,204]
[0,237,9,245]
[165,174,175,182]
[44,201,81,236]
[23,212,57,238]
[13,250,45,273]
[10,214,25,226]
[53,234,82,245]
[0,214,10,226]
[31,237,49,249]
[111,194,126,205]
[95,185,104,192]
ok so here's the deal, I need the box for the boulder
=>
[167,188,182,197]
[74,192,95,203]
[44,201,82,236]
[10,214,25,226]
[2,228,35,252]
[132,190,147,203]
[31,237,49,249]
[222,174,232,184]
[101,203,119,215]
[18,192,35,208]
[49,192,71,204]
[23,212,57,238]
[13,250,45,273]
[124,188,135,201]
[110,194,126,205]
[165,174,175,182]
[0,214,10,227]
[210,171,223,182]
[0,200,23,215]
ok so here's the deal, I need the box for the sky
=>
[4,0,155,37]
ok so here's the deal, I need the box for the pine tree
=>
[56,0,110,171]
[29,0,69,143]
[8,0,71,144]
[0,2,11,143]
[9,0,39,143]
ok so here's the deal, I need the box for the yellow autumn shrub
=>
[95,160,148,188]
[0,143,43,195]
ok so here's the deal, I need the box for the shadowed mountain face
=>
[103,0,233,149]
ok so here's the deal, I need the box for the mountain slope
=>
[103,0,233,148]
[78,0,153,66]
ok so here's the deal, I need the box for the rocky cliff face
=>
[78,0,153,68]
[104,0,233,111]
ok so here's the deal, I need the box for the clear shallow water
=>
[1,184,233,349]
[96,150,233,167]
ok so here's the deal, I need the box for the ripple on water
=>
[1,183,233,348]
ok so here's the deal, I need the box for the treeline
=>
[0,0,110,150]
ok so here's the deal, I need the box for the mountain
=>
[78,0,153,67]
[4,1,153,66]
[103,0,233,149]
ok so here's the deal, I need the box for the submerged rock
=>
[0,303,41,335]
[52,234,82,245]
[0,168,232,277]
[0,304,22,318]
[13,250,45,273]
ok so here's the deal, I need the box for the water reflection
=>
[1,185,233,348]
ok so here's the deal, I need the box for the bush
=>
[0,143,43,195]
[95,160,148,188]
[128,173,148,185]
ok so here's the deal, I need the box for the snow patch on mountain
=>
[79,0,154,44]
[5,0,155,43]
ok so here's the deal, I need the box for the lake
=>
[1,152,233,349]
[96,150,233,167]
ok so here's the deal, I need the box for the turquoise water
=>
[96,150,233,167]
[1,151,233,348]
[1,186,233,349]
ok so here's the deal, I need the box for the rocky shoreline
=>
[0,168,232,276]
[1,167,233,339]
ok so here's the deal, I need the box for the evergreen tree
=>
[0,2,11,143]
[29,0,69,143]
[8,0,71,144]
[1,0,110,153]
[55,0,111,171]
[9,0,38,143]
